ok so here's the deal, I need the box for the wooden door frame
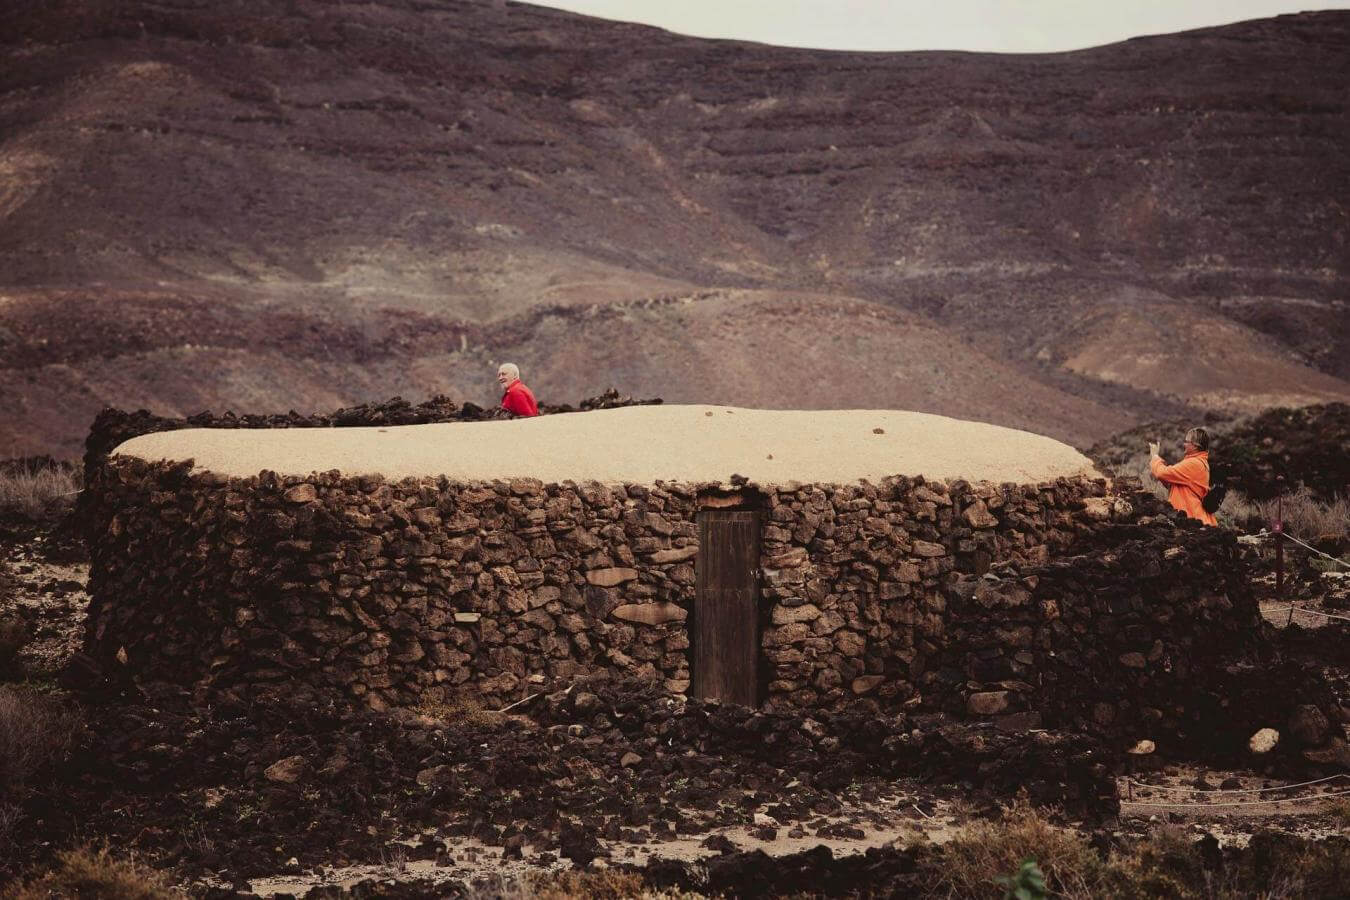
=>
[692,489,766,706]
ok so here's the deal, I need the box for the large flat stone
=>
[851,675,886,694]
[771,603,821,625]
[611,602,687,625]
[967,691,1010,715]
[586,567,638,587]
[648,546,698,564]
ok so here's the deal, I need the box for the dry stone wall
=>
[754,476,1098,712]
[85,460,706,711]
[83,456,1261,735]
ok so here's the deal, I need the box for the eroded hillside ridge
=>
[3,2,1349,457]
[81,452,1340,767]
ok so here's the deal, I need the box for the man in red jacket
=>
[496,363,539,417]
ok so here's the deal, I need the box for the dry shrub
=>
[1257,486,1349,542]
[1099,827,1350,900]
[529,870,649,900]
[928,798,1107,899]
[1216,488,1264,531]
[1219,485,1348,541]
[415,694,504,728]
[0,686,80,853]
[0,802,22,855]
[1101,827,1207,899]
[1110,451,1170,502]
[0,617,27,678]
[1222,831,1350,900]
[0,686,81,797]
[1,846,180,900]
[0,463,80,521]
[469,870,701,900]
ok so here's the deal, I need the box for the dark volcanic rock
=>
[80,389,659,482]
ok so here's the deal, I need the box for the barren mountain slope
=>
[2,0,1347,458]
[0,289,1133,455]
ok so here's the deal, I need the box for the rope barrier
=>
[1260,604,1350,624]
[1124,773,1349,796]
[1243,529,1350,570]
[1120,786,1350,810]
[1279,531,1350,570]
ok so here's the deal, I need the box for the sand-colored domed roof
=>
[112,405,1098,485]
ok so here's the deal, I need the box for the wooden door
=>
[693,508,762,706]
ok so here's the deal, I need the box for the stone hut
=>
[82,405,1259,730]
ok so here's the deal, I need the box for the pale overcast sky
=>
[533,1,1347,52]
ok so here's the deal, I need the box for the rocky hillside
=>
[3,0,1348,457]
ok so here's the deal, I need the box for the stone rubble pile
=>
[49,673,1114,885]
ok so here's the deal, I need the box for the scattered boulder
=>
[1249,728,1280,755]
[263,755,309,784]
[1287,704,1330,747]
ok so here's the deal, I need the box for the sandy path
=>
[112,405,1099,486]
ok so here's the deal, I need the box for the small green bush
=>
[997,858,1048,899]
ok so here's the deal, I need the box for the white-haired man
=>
[496,363,539,417]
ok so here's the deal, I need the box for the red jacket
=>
[500,380,539,417]
[1150,449,1217,526]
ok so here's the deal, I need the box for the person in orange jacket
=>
[496,362,539,417]
[1148,427,1217,526]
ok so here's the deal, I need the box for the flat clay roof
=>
[111,405,1099,486]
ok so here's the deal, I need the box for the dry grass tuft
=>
[1101,826,1209,899]
[414,694,504,728]
[1110,451,1170,503]
[1221,486,1349,541]
[1261,487,1349,542]
[0,617,27,678]
[0,686,81,795]
[0,462,80,521]
[933,810,1350,900]
[930,798,1106,899]
[529,870,650,900]
[2,846,181,899]
[0,686,81,851]
[467,870,704,900]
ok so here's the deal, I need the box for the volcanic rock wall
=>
[82,458,1260,733]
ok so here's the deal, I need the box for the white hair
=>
[497,362,520,380]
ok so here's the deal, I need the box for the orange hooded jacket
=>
[1150,449,1217,526]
